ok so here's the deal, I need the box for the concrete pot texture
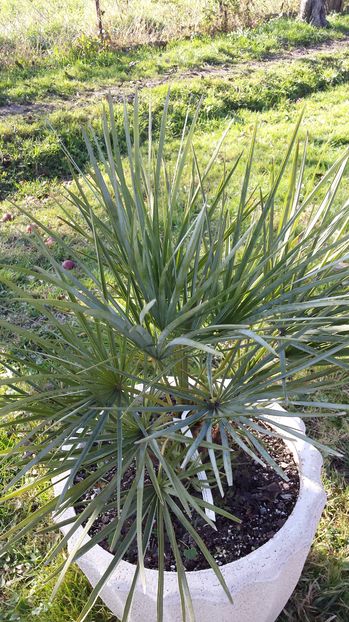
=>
[53,405,326,622]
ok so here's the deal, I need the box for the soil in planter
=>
[74,432,299,571]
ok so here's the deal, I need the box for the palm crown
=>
[1,93,349,621]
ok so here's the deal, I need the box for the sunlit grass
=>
[1,46,349,200]
[1,14,349,105]
[1,9,349,622]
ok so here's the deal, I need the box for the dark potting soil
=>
[74,431,299,571]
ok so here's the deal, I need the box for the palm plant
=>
[1,93,349,622]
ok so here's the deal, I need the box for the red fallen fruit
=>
[45,236,55,247]
[62,259,76,270]
[1,212,14,223]
[26,223,37,233]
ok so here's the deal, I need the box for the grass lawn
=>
[1,10,349,622]
[1,13,349,105]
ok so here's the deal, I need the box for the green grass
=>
[2,77,349,294]
[1,12,349,622]
[0,428,116,622]
[1,45,349,200]
[0,0,299,48]
[1,14,349,105]
[280,416,349,622]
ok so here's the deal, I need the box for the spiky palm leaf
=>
[1,94,349,621]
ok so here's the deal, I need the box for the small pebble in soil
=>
[74,425,300,572]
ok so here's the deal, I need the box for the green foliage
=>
[1,14,349,103]
[2,48,349,200]
[2,81,349,295]
[183,547,199,561]
[280,418,349,622]
[1,95,349,621]
[0,0,337,64]
[1,422,348,622]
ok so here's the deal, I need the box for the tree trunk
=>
[299,0,329,27]
[326,0,344,12]
[218,2,229,32]
[95,0,105,41]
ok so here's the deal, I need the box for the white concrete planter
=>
[53,405,326,622]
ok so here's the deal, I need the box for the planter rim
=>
[52,402,325,581]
